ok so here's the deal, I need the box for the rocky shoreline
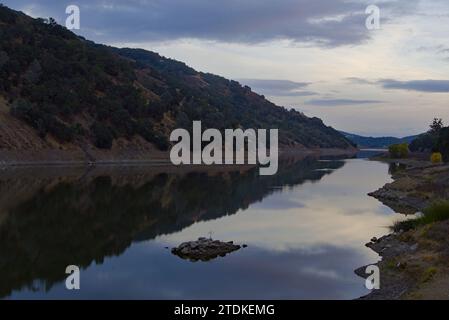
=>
[368,158,448,214]
[358,158,449,299]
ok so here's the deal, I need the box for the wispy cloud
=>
[305,99,384,106]
[345,77,449,93]
[238,79,316,97]
[344,77,376,85]
[416,44,449,54]
[379,79,449,93]
[415,44,449,60]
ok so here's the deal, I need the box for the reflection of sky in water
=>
[9,243,370,300]
[158,159,396,252]
[8,159,403,300]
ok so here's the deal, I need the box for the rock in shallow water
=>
[171,238,242,261]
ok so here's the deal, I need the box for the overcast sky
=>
[4,0,449,136]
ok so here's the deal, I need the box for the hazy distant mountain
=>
[0,5,354,163]
[340,131,418,149]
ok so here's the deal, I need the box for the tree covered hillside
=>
[0,5,353,154]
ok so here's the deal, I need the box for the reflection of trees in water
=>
[0,157,344,297]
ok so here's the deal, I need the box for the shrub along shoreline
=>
[358,158,449,299]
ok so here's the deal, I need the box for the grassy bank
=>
[393,201,449,232]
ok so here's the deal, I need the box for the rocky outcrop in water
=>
[171,238,242,261]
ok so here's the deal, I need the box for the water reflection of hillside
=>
[0,156,345,298]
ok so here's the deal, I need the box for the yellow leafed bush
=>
[431,152,443,163]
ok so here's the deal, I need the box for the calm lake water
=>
[0,151,403,299]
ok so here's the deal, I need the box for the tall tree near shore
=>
[429,118,444,135]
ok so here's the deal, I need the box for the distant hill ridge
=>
[0,5,354,163]
[340,131,418,148]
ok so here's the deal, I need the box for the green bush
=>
[150,133,169,151]
[10,98,74,142]
[92,122,113,149]
[392,201,449,232]
[389,143,409,158]
[10,99,33,121]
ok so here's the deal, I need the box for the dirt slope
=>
[0,96,167,164]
